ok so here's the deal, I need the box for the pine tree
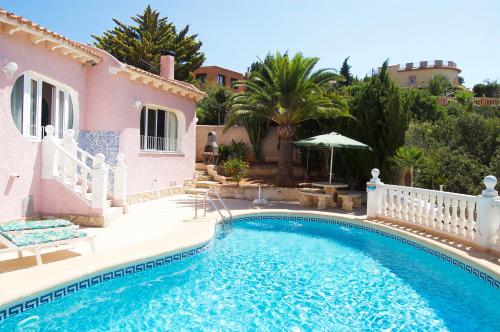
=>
[92,5,205,81]
[339,57,353,86]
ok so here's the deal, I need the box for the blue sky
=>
[2,0,499,86]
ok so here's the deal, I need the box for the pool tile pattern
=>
[0,243,210,323]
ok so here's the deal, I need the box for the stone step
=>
[185,188,211,195]
[195,163,208,171]
[196,175,212,181]
[195,180,219,189]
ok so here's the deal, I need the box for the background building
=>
[383,60,461,87]
[194,66,245,91]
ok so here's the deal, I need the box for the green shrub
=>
[217,144,231,163]
[216,141,249,165]
[223,158,248,186]
[228,139,249,160]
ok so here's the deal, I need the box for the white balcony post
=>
[113,153,128,207]
[41,125,58,179]
[91,153,108,210]
[62,129,77,182]
[475,175,499,249]
[367,168,383,218]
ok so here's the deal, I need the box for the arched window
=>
[10,72,78,139]
[140,106,179,152]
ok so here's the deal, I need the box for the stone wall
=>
[211,184,300,201]
[196,125,281,163]
[127,186,186,205]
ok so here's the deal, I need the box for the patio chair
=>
[0,219,76,232]
[0,228,95,265]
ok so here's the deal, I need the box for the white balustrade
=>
[41,126,127,213]
[91,153,108,210]
[475,176,499,249]
[366,169,500,251]
[113,153,128,207]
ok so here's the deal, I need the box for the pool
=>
[1,215,499,331]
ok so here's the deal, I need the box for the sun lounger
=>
[0,229,95,265]
[0,219,75,232]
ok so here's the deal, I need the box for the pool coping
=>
[0,209,499,323]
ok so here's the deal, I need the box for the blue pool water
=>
[2,216,499,331]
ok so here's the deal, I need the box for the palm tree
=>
[228,52,347,186]
[390,146,425,187]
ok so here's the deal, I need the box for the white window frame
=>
[15,71,79,140]
[140,105,180,153]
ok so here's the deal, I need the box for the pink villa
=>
[0,9,204,225]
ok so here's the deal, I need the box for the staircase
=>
[40,126,127,226]
[185,163,225,195]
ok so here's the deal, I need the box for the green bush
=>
[228,140,249,160]
[217,140,249,165]
[223,158,248,186]
[217,144,231,163]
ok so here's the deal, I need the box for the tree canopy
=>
[473,80,500,98]
[92,5,205,81]
[229,52,348,185]
[196,83,232,125]
[339,57,354,86]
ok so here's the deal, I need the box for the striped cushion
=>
[0,229,87,247]
[0,219,73,232]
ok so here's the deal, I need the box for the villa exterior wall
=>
[85,52,197,194]
[0,32,89,221]
[0,32,198,221]
[386,65,460,87]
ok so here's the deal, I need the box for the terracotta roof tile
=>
[0,8,101,60]
[124,64,205,97]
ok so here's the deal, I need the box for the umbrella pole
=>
[329,147,333,184]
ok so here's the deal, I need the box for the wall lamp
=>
[2,60,18,79]
[132,98,142,112]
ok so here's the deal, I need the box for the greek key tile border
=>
[0,243,210,323]
[225,215,500,289]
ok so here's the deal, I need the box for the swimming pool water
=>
[2,216,499,331]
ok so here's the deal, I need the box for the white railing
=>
[41,125,128,211]
[493,199,500,252]
[379,184,477,241]
[367,169,499,252]
[55,143,92,195]
[140,135,178,152]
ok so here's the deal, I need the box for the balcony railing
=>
[140,135,179,152]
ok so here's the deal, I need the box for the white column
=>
[41,125,58,179]
[475,175,499,249]
[62,129,77,185]
[113,153,128,207]
[367,168,383,218]
[91,153,109,211]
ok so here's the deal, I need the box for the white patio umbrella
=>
[294,132,371,184]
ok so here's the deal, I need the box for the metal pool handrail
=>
[194,190,232,221]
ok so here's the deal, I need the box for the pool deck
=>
[0,195,499,308]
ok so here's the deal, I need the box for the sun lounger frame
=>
[0,232,96,265]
